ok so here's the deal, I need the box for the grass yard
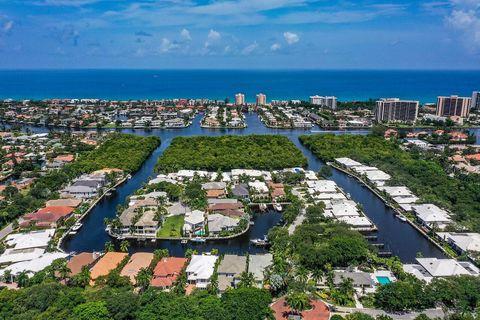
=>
[157,215,185,237]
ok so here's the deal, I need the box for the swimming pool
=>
[376,276,391,285]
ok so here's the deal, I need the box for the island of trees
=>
[155,135,307,173]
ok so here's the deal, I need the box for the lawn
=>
[157,215,185,237]
[155,135,307,172]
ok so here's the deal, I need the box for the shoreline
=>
[327,162,453,258]
[56,175,129,253]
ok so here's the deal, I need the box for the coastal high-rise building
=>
[309,95,337,109]
[436,95,471,118]
[256,93,266,106]
[235,93,245,106]
[471,91,480,110]
[375,98,419,123]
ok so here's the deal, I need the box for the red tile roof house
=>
[54,154,75,162]
[21,206,74,228]
[150,257,188,288]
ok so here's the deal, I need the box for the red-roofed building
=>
[466,153,480,161]
[208,203,243,212]
[150,257,188,288]
[54,154,75,162]
[22,206,75,228]
[449,132,469,142]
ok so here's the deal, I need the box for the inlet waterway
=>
[7,113,457,263]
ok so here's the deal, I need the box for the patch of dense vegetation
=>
[72,133,160,174]
[299,134,480,231]
[373,275,480,313]
[0,282,272,320]
[155,135,307,173]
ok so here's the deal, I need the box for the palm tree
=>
[72,266,91,288]
[311,268,323,286]
[285,292,311,315]
[153,249,169,260]
[16,271,29,288]
[238,271,256,288]
[104,241,115,252]
[120,240,129,253]
[135,267,152,291]
[2,269,12,283]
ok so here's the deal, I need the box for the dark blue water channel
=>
[8,113,451,263]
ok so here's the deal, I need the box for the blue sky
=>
[0,0,479,69]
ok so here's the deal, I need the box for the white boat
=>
[69,231,77,235]
[398,215,407,222]
[250,235,269,247]
[190,237,206,243]
[181,239,188,244]
[273,203,283,212]
[249,221,255,225]
[72,222,82,231]
[259,203,267,212]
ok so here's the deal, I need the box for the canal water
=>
[6,114,456,262]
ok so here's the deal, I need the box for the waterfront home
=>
[89,252,128,284]
[231,169,272,181]
[118,206,159,238]
[63,185,99,199]
[217,254,247,292]
[363,170,391,186]
[437,232,480,255]
[183,210,205,236]
[248,180,269,198]
[150,257,188,288]
[268,182,286,199]
[335,157,362,168]
[45,198,82,208]
[412,204,452,230]
[21,206,74,228]
[207,214,240,235]
[120,252,154,285]
[232,183,249,198]
[67,252,101,276]
[404,258,479,283]
[248,254,273,288]
[185,254,218,289]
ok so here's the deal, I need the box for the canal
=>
[6,114,455,262]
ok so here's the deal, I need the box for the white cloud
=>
[283,31,299,44]
[270,43,281,51]
[241,41,258,55]
[207,29,221,41]
[180,28,191,41]
[445,0,480,51]
[205,29,221,48]
[159,37,179,53]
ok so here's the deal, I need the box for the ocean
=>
[0,69,479,103]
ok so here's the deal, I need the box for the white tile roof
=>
[335,157,362,167]
[186,255,218,281]
[5,229,55,250]
[416,258,477,277]
[0,252,68,276]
